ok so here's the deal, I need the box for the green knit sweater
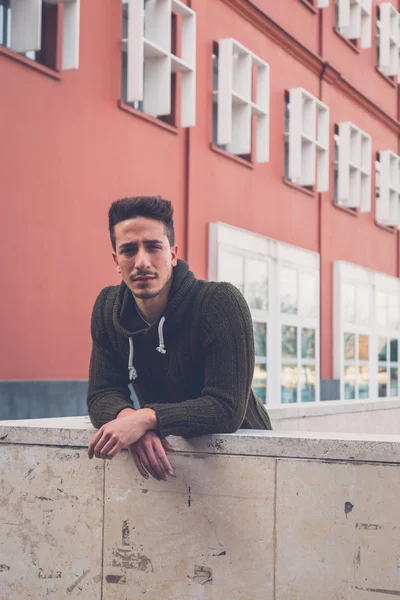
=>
[87,260,272,437]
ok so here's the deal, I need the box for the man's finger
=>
[143,441,168,480]
[161,438,178,453]
[88,428,104,459]
[106,441,123,459]
[154,438,174,475]
[137,447,162,481]
[129,447,149,479]
[94,432,112,458]
[100,436,119,458]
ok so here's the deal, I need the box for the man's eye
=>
[149,245,160,251]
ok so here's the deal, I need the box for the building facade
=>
[1,0,400,418]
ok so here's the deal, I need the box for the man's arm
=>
[144,282,255,438]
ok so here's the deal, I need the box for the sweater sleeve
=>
[87,288,133,429]
[145,283,255,438]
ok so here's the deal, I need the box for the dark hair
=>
[108,196,175,250]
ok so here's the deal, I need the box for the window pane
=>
[357,287,370,326]
[253,363,267,404]
[344,333,355,360]
[344,366,356,399]
[358,335,369,361]
[378,337,387,362]
[219,252,244,294]
[390,367,399,397]
[343,284,356,324]
[388,295,400,329]
[281,365,298,404]
[359,365,369,399]
[376,291,387,328]
[253,322,267,357]
[246,259,268,311]
[282,326,297,359]
[378,367,388,397]
[390,339,398,363]
[299,272,317,318]
[301,365,316,403]
[280,267,297,314]
[301,328,315,359]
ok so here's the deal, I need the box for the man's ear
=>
[171,244,179,267]
[112,252,121,274]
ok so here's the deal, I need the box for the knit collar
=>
[112,259,197,340]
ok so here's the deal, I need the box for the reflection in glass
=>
[378,337,387,362]
[253,363,267,404]
[301,328,315,359]
[299,272,317,318]
[344,333,355,360]
[358,335,369,361]
[344,366,356,399]
[281,365,298,404]
[378,367,388,398]
[253,322,267,357]
[357,287,370,326]
[343,283,356,324]
[282,326,297,359]
[376,291,387,327]
[390,367,399,397]
[246,259,268,311]
[280,267,297,314]
[359,365,369,399]
[390,339,398,363]
[301,365,316,402]
[219,252,244,294]
[388,295,400,329]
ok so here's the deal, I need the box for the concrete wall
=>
[2,417,400,599]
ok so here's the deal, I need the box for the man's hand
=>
[129,432,177,481]
[88,408,157,460]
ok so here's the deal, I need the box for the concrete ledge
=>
[269,397,400,420]
[2,416,400,463]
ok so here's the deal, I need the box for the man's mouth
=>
[132,275,156,282]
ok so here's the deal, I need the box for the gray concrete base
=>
[0,380,88,420]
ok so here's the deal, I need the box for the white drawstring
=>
[128,337,138,380]
[156,316,167,354]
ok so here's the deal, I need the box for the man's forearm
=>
[117,407,158,432]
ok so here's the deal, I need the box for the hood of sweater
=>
[112,258,197,343]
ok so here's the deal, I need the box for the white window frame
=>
[378,3,400,79]
[122,0,196,128]
[209,222,320,407]
[214,38,270,163]
[335,121,372,212]
[7,0,80,69]
[334,261,400,401]
[336,0,372,48]
[376,151,400,228]
[287,87,329,192]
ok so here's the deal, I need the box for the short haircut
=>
[109,196,175,250]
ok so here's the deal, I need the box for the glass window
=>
[378,337,387,362]
[299,273,317,318]
[282,326,297,359]
[302,328,315,359]
[253,363,267,404]
[378,367,388,398]
[376,291,387,327]
[359,335,369,361]
[219,252,244,295]
[254,322,267,357]
[280,267,298,314]
[344,333,356,360]
[344,366,356,400]
[281,365,298,404]
[357,287,370,326]
[301,365,316,403]
[343,332,369,400]
[359,365,369,399]
[246,259,268,311]
[343,284,356,324]
[388,295,400,329]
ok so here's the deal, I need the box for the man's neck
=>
[134,278,172,326]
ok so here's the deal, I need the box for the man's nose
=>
[135,249,151,270]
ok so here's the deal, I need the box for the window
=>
[0,0,80,70]
[209,222,320,406]
[285,88,329,192]
[121,0,196,128]
[334,262,400,401]
[377,3,400,79]
[335,0,372,48]
[376,151,400,228]
[212,38,270,163]
[304,0,329,6]
[334,122,371,211]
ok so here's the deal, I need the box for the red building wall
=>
[1,0,399,391]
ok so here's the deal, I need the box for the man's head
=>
[109,196,178,300]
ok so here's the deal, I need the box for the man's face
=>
[112,217,178,300]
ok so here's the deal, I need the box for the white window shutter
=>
[10,0,42,53]
[379,3,393,73]
[338,122,351,206]
[359,134,371,212]
[62,0,80,69]
[360,0,372,49]
[217,38,233,147]
[126,0,144,103]
[379,151,392,224]
[317,0,329,7]
[338,0,350,28]
[317,105,329,192]
[180,8,196,127]
[254,61,270,163]
[288,88,303,182]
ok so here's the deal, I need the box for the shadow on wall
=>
[0,381,88,420]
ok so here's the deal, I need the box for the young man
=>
[87,196,271,480]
